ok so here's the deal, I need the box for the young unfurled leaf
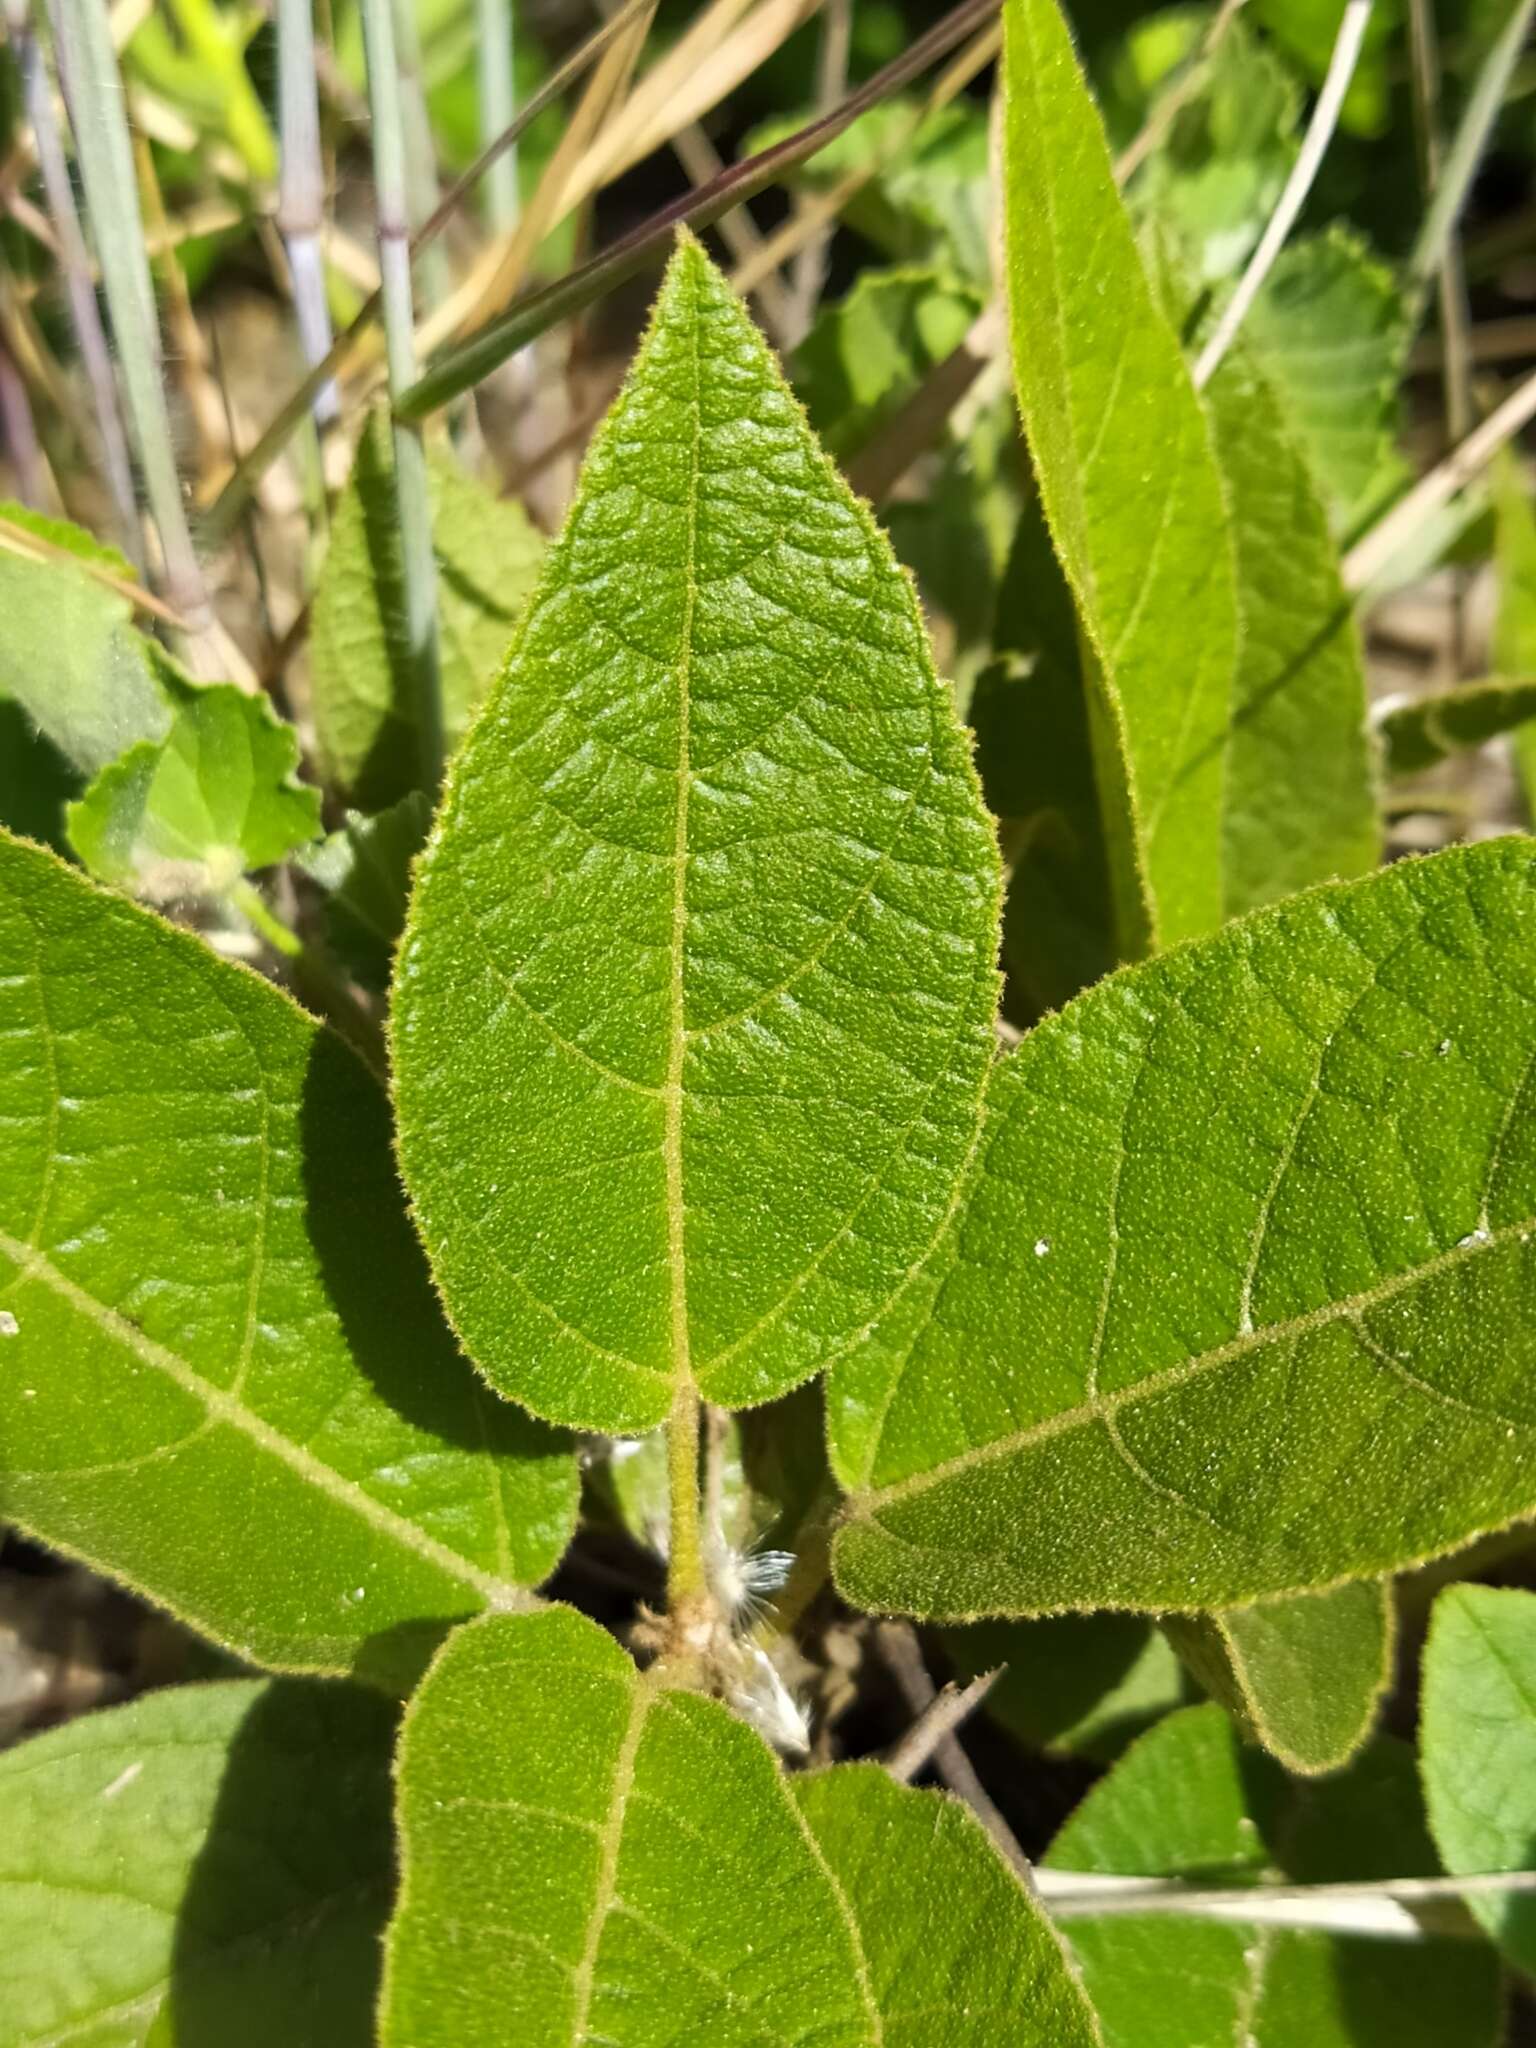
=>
[392,237,1002,1435]
[1201,338,1378,915]
[310,413,546,810]
[0,504,171,775]
[379,1606,1102,2047]
[831,839,1536,1617]
[0,1678,394,2048]
[1244,231,1409,534]
[301,792,431,991]
[1003,0,1238,955]
[944,1612,1190,1763]
[1379,675,1536,778]
[1422,1583,1536,1975]
[1045,1705,1501,2048]
[1163,1580,1394,1775]
[68,682,321,900]
[0,832,576,1689]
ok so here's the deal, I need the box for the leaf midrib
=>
[850,1213,1535,1518]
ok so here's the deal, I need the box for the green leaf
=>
[1003,0,1239,955]
[794,266,983,463]
[1162,1580,1394,1775]
[380,1605,1102,2047]
[0,507,171,775]
[0,831,576,1690]
[1123,12,1301,281]
[750,98,993,285]
[1380,675,1536,778]
[0,1677,394,2048]
[1250,0,1401,138]
[830,838,1536,1617]
[301,792,431,992]
[1422,1582,1536,1975]
[309,413,546,809]
[392,236,1002,1434]
[1044,1704,1501,2048]
[943,1613,1190,1762]
[1201,336,1378,914]
[1244,231,1410,534]
[67,683,322,900]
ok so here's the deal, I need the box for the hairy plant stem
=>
[665,1382,708,1627]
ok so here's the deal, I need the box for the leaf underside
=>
[392,237,1001,1435]
[831,839,1536,1617]
[0,830,576,1690]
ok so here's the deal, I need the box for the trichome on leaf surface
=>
[4,0,1536,2041]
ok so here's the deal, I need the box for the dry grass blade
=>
[0,508,186,628]
[399,0,1004,419]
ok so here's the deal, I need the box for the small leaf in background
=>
[1003,0,1239,955]
[794,266,983,462]
[1379,675,1536,778]
[1163,1580,1394,1775]
[830,839,1536,1616]
[1117,11,1301,280]
[1492,450,1536,810]
[1244,230,1411,535]
[1201,335,1378,914]
[1250,0,1402,137]
[67,682,322,901]
[1422,1582,1536,1975]
[300,791,431,991]
[1045,1704,1501,2048]
[750,98,993,285]
[983,478,1118,1022]
[393,237,1001,1434]
[0,1678,394,2048]
[380,1605,1101,2047]
[0,505,172,775]
[0,697,81,854]
[0,832,577,1689]
[309,413,546,810]
[944,1612,1191,1763]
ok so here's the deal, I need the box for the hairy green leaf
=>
[1003,0,1238,956]
[1163,1580,1394,1775]
[68,683,321,900]
[1380,675,1536,778]
[1422,1582,1536,1975]
[0,831,576,1689]
[392,236,1001,1434]
[831,839,1536,1617]
[1245,231,1409,533]
[1045,1705,1500,2048]
[0,507,171,775]
[310,413,545,809]
[0,1678,394,2048]
[1202,339,1378,915]
[380,1605,1101,2046]
[301,792,431,991]
[944,1613,1189,1762]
